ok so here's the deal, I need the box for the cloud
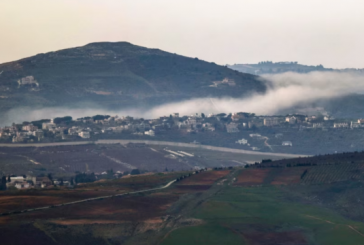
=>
[1,71,364,126]
[147,71,364,116]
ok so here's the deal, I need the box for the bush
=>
[130,169,140,175]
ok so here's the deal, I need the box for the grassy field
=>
[162,185,364,245]
[2,160,364,245]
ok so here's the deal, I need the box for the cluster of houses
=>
[4,175,70,190]
[1,112,364,144]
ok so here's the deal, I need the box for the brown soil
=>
[234,169,271,186]
[177,170,230,186]
[271,167,308,185]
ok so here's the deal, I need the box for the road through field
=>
[0,179,177,217]
[0,139,308,158]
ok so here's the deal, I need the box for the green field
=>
[162,186,364,245]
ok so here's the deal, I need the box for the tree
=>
[47,173,53,184]
[53,116,73,124]
[130,169,140,175]
[7,176,10,182]
[0,176,7,190]
[201,113,205,118]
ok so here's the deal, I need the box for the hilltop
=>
[0,42,265,113]
[228,61,364,75]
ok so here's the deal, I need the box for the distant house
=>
[12,136,26,143]
[285,116,296,124]
[9,176,25,183]
[263,117,281,126]
[79,131,90,139]
[249,133,262,138]
[236,138,248,145]
[42,122,56,130]
[145,130,155,136]
[36,177,53,188]
[333,123,349,128]
[282,141,293,146]
[312,123,324,128]
[351,122,362,129]
[17,76,39,86]
[22,124,38,132]
[15,182,31,190]
[226,122,239,133]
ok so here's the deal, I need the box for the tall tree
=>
[0,176,7,190]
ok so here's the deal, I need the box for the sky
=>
[0,0,363,68]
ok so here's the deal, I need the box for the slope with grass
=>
[0,42,265,113]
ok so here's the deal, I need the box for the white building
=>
[145,130,155,136]
[15,182,31,189]
[282,141,293,146]
[42,122,56,130]
[22,124,38,132]
[264,117,281,126]
[285,116,297,124]
[351,122,361,128]
[79,131,90,139]
[333,123,349,128]
[236,138,248,145]
[226,122,239,133]
[312,123,324,128]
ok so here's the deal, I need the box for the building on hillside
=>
[351,122,362,128]
[79,131,90,139]
[33,129,44,139]
[22,124,38,132]
[312,123,324,128]
[333,122,349,128]
[249,133,262,138]
[248,120,263,128]
[202,123,215,132]
[9,176,25,183]
[285,116,297,124]
[226,122,239,133]
[15,182,31,189]
[236,138,248,145]
[172,113,179,118]
[12,135,26,143]
[282,141,293,146]
[42,122,56,130]
[263,117,281,126]
[17,76,39,86]
[35,177,53,188]
[145,130,155,136]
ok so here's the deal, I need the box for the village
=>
[0,112,364,148]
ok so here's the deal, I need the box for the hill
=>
[0,42,265,113]
[228,61,364,75]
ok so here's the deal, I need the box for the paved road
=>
[0,139,308,158]
[0,179,176,217]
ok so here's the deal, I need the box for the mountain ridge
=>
[0,42,266,113]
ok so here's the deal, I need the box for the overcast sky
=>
[1,0,363,68]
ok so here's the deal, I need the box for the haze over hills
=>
[0,42,265,114]
[228,61,364,75]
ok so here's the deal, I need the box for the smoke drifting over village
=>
[2,71,364,126]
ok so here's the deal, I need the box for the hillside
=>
[228,61,364,75]
[0,42,265,113]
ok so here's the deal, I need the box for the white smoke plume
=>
[147,71,364,116]
[1,71,364,125]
